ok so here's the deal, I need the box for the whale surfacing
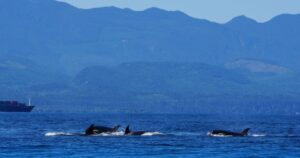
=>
[124,125,147,136]
[209,128,250,137]
[85,124,121,135]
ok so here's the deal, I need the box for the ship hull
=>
[0,105,34,112]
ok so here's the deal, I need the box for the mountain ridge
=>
[1,0,300,75]
[1,0,300,113]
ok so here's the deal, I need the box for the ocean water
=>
[0,113,299,157]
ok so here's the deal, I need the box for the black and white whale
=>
[209,128,250,137]
[85,124,121,135]
[124,125,148,136]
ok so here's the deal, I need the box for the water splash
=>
[141,132,162,136]
[91,131,124,136]
[45,132,75,136]
[45,131,163,137]
[207,132,232,137]
[251,134,266,137]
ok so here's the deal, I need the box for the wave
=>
[171,132,203,136]
[91,131,124,137]
[141,132,162,136]
[250,134,266,137]
[207,132,232,137]
[45,132,76,136]
[45,131,269,137]
[207,132,267,137]
[45,131,162,137]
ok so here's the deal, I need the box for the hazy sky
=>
[57,0,300,23]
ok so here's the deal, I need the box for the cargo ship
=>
[0,100,34,112]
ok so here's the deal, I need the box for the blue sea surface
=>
[0,113,299,157]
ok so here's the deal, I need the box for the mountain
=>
[73,62,249,94]
[225,14,300,69]
[69,62,300,114]
[0,0,300,114]
[1,0,300,75]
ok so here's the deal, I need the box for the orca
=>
[209,128,250,137]
[85,124,121,135]
[124,125,147,136]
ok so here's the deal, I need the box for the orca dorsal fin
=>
[125,125,130,134]
[87,124,94,130]
[242,128,250,136]
[85,124,95,135]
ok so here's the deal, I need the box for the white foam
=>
[91,131,124,137]
[207,132,266,137]
[141,132,162,136]
[207,132,232,137]
[45,131,124,137]
[45,132,74,136]
[251,134,266,137]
